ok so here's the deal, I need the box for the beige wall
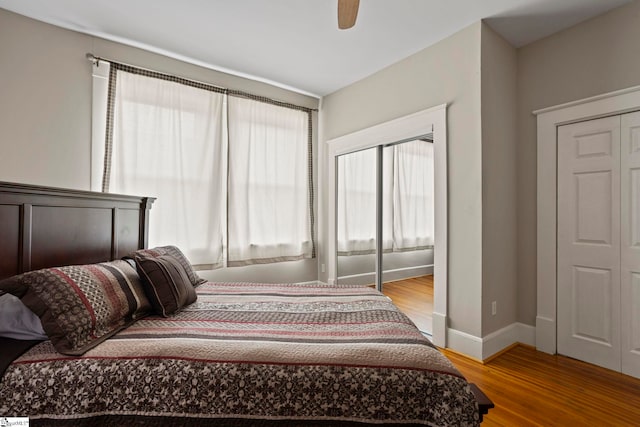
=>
[321,23,484,337]
[480,23,518,335]
[516,0,640,326]
[0,9,319,283]
[0,10,93,189]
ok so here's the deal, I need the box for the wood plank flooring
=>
[382,275,433,333]
[379,275,640,424]
[373,275,640,424]
[442,345,640,426]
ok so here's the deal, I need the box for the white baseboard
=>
[336,265,434,286]
[447,322,537,361]
[516,322,536,347]
[536,316,556,354]
[447,328,483,360]
[432,312,447,348]
[296,280,328,286]
[481,322,536,360]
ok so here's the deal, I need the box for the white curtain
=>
[108,70,226,267]
[337,148,377,255]
[392,140,434,250]
[337,140,434,256]
[227,97,312,265]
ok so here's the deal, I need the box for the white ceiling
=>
[0,0,632,97]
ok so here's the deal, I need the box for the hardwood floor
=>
[382,275,433,333]
[374,276,640,424]
[379,275,640,425]
[442,345,640,426]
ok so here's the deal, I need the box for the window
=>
[227,97,312,265]
[96,62,314,267]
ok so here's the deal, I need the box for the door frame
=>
[326,104,448,347]
[535,85,640,354]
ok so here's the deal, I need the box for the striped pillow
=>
[128,246,206,287]
[0,260,151,355]
[134,254,197,317]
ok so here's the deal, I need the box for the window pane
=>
[109,70,226,266]
[227,96,311,265]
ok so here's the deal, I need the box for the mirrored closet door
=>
[336,137,434,334]
[336,146,378,288]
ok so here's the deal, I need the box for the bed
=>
[0,181,492,426]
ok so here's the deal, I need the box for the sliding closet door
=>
[336,139,434,295]
[621,111,640,378]
[557,116,621,372]
[336,148,377,285]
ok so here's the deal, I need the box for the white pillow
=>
[0,292,48,340]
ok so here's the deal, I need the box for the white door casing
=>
[535,84,640,358]
[557,116,621,371]
[621,111,640,378]
[556,111,640,378]
[325,104,448,347]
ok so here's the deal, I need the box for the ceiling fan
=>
[338,0,360,29]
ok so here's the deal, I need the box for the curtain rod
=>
[86,53,318,113]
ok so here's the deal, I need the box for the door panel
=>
[621,111,640,378]
[336,147,377,286]
[572,266,613,345]
[557,116,621,372]
[575,171,612,244]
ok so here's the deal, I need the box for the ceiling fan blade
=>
[338,0,359,29]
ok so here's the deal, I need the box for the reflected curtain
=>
[392,140,434,250]
[337,140,434,256]
[337,148,377,255]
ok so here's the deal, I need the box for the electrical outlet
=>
[491,301,497,316]
[321,263,326,273]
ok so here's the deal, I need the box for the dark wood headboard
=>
[0,182,155,280]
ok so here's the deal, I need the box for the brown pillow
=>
[128,246,206,287]
[134,254,197,317]
[0,260,151,355]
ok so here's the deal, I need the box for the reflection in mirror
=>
[381,138,434,334]
[336,138,434,334]
[336,147,377,285]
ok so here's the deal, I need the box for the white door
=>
[621,111,640,378]
[557,116,621,372]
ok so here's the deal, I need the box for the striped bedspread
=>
[0,282,479,426]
